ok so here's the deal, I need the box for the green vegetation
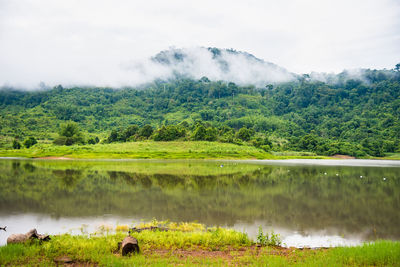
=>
[0,223,398,266]
[257,226,281,246]
[12,139,21,149]
[0,67,399,158]
[53,122,85,146]
[0,141,328,159]
[23,136,37,148]
[131,220,256,249]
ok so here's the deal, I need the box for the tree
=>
[123,125,139,141]
[298,134,318,151]
[237,127,253,141]
[107,130,119,143]
[23,137,37,148]
[154,125,185,141]
[54,122,84,145]
[12,139,21,149]
[253,136,272,151]
[199,76,210,83]
[88,136,100,144]
[192,125,206,140]
[138,125,153,138]
[193,125,218,141]
[204,127,217,141]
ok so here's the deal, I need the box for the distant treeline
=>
[1,66,399,157]
[105,122,272,151]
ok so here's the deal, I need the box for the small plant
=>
[79,224,89,235]
[95,224,113,235]
[115,225,129,232]
[257,226,281,246]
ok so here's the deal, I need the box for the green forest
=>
[1,67,399,157]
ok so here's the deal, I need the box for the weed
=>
[257,226,281,246]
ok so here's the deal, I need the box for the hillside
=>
[1,49,399,157]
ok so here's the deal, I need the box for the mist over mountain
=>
[116,47,298,89]
[0,47,300,89]
[143,47,297,85]
[1,46,398,90]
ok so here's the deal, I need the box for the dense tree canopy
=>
[53,122,85,146]
[0,67,399,156]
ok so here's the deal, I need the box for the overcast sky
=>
[0,0,399,88]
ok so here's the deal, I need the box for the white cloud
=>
[0,0,399,88]
[121,47,296,86]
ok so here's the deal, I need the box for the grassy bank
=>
[0,222,399,266]
[0,141,329,160]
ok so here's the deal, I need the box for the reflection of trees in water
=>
[53,169,83,188]
[153,174,185,188]
[1,160,399,240]
[107,171,156,188]
[107,171,136,186]
[12,161,20,170]
[23,163,36,172]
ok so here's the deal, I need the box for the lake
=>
[0,159,399,247]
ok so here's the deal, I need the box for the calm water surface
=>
[0,159,399,247]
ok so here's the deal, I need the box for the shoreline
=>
[1,156,400,167]
[0,230,398,266]
[1,141,399,161]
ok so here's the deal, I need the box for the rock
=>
[7,228,50,244]
[121,236,139,256]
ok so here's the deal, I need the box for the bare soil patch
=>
[142,245,320,264]
[331,154,355,159]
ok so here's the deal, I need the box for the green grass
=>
[380,153,400,160]
[1,229,399,266]
[0,141,329,160]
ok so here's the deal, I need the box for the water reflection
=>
[0,159,399,247]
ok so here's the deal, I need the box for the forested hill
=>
[1,67,400,157]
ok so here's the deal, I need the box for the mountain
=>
[133,47,297,86]
[0,48,399,157]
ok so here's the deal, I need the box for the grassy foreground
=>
[0,141,328,160]
[0,222,399,266]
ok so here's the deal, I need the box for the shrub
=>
[220,130,235,143]
[53,122,85,146]
[252,136,272,150]
[192,125,218,141]
[154,125,185,141]
[23,137,37,148]
[237,127,253,141]
[192,125,206,140]
[12,139,21,149]
[87,136,100,145]
[138,125,153,138]
[123,125,139,141]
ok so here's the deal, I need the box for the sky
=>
[0,0,399,88]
